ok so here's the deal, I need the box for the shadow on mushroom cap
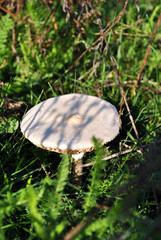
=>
[21,94,120,154]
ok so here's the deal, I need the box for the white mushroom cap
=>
[21,94,120,154]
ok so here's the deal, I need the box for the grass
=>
[0,0,161,239]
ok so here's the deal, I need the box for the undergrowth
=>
[0,0,161,239]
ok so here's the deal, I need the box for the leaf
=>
[84,137,106,212]
[0,117,19,134]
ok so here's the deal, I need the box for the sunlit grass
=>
[0,0,161,239]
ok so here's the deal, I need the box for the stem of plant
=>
[71,153,84,187]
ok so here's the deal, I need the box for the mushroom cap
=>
[21,94,120,154]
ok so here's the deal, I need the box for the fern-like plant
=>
[83,138,106,212]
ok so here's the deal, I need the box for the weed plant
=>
[0,0,161,239]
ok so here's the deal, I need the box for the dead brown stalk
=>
[82,141,161,168]
[0,57,7,69]
[65,0,129,75]
[131,13,161,97]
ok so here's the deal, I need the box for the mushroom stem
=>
[72,153,84,187]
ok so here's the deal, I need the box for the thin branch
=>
[131,13,161,97]
[0,4,18,18]
[64,209,97,240]
[104,36,147,161]
[0,57,7,69]
[82,148,138,168]
[114,31,151,38]
[63,0,129,77]
[82,141,161,168]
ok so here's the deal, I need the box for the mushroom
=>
[21,93,120,186]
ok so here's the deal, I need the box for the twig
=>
[16,0,25,15]
[0,116,7,124]
[114,31,151,38]
[125,84,161,94]
[64,208,97,240]
[97,81,161,94]
[104,36,147,161]
[63,0,129,77]
[131,13,161,97]
[82,141,161,168]
[40,163,48,176]
[0,4,18,19]
[82,148,137,168]
[77,62,100,81]
[0,57,7,69]
[119,93,124,129]
[135,0,140,12]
